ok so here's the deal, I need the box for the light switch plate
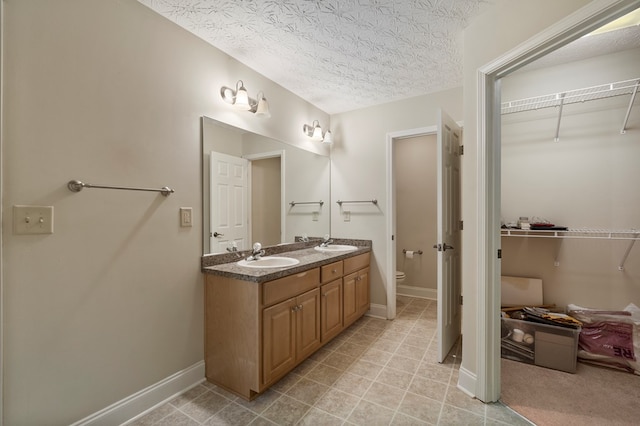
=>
[312,211,319,221]
[14,205,54,235]
[344,211,351,222]
[180,207,193,227]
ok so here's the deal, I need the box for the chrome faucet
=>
[319,234,333,248]
[246,242,265,261]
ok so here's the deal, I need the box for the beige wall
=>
[395,135,437,292]
[501,47,640,309]
[2,0,328,424]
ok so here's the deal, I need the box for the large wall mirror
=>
[202,116,331,254]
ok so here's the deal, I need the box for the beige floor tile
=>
[348,359,385,380]
[128,403,176,426]
[363,381,405,410]
[269,372,302,393]
[285,377,329,405]
[179,391,232,423]
[292,358,318,376]
[305,363,344,386]
[444,386,486,417]
[397,392,442,424]
[334,341,369,358]
[388,354,421,374]
[321,351,357,370]
[395,343,427,361]
[360,348,394,365]
[234,388,280,414]
[369,337,402,353]
[390,411,430,425]
[204,402,257,425]
[261,395,311,426]
[348,332,380,346]
[408,375,448,402]
[169,384,209,408]
[313,388,361,419]
[348,399,396,426]
[375,366,414,390]
[297,407,343,425]
[332,372,373,397]
[155,410,200,426]
[438,404,485,426]
[415,361,453,384]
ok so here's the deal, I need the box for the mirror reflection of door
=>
[210,151,248,253]
[250,157,282,246]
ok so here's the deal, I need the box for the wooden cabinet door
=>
[296,288,321,360]
[343,271,359,327]
[356,267,370,316]
[321,279,343,342]
[263,298,296,385]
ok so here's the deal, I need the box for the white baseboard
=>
[456,365,477,398]
[71,361,205,426]
[397,285,437,300]
[366,303,387,319]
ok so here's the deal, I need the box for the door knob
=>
[213,232,224,237]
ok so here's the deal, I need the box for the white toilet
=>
[396,271,406,284]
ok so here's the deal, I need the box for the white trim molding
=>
[397,285,437,300]
[71,361,205,426]
[366,303,388,320]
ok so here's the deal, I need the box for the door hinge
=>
[459,145,464,155]
[459,220,463,230]
[497,249,502,259]
[459,295,463,305]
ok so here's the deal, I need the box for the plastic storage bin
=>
[501,317,580,373]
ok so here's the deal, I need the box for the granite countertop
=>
[202,238,371,283]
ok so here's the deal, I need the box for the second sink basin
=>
[237,256,300,269]
[314,244,359,253]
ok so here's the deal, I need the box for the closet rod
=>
[67,180,174,196]
[289,200,324,207]
[336,199,378,206]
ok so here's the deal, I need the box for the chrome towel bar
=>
[289,200,324,206]
[336,199,377,206]
[67,180,174,196]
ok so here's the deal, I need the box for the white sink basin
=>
[237,256,300,269]
[314,244,359,253]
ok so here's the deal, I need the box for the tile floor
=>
[129,296,531,425]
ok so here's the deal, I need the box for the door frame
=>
[385,126,437,320]
[243,150,286,245]
[475,0,638,402]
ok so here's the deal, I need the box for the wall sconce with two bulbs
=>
[220,80,270,118]
[303,120,333,144]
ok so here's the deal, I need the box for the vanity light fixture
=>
[303,120,332,144]
[220,80,270,117]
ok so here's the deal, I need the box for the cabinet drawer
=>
[263,268,320,307]
[344,252,370,274]
[321,261,343,283]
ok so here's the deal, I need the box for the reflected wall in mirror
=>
[202,116,331,254]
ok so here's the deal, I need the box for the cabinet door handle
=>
[298,304,303,310]
[332,269,338,273]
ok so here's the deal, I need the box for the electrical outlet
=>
[14,205,54,235]
[180,207,193,227]
[344,211,351,222]
[312,211,319,221]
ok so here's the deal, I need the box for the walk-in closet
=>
[498,22,640,425]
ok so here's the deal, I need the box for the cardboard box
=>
[501,317,580,373]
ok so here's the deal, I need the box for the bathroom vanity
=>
[201,240,371,400]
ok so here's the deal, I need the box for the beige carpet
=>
[501,358,640,426]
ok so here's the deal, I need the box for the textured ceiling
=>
[138,0,493,114]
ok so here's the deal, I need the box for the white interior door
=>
[210,151,249,253]
[436,109,462,363]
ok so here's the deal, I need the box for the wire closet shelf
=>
[501,78,640,115]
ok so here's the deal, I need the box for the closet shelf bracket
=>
[618,236,638,271]
[620,79,639,134]
[554,93,566,142]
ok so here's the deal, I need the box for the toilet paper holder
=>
[402,249,423,255]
